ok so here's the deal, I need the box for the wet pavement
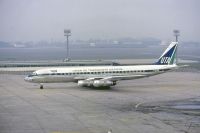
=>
[0,72,200,133]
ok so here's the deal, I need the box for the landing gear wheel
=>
[113,81,117,85]
[40,84,43,89]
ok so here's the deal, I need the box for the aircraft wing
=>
[74,74,147,81]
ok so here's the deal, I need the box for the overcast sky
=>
[0,0,199,42]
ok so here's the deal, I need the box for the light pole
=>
[64,29,71,61]
[173,29,180,64]
[173,30,180,42]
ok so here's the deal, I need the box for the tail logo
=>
[160,57,171,64]
[155,42,178,65]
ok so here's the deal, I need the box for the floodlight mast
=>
[173,29,180,64]
[64,29,71,61]
[173,30,180,42]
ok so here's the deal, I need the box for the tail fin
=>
[155,42,178,65]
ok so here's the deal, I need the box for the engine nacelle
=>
[78,80,93,87]
[78,80,116,87]
[93,80,116,87]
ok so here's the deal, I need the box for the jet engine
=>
[78,80,116,87]
[93,80,116,87]
[78,80,93,87]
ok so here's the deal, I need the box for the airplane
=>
[25,41,179,89]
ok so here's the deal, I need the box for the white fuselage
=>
[25,64,177,84]
[24,41,179,88]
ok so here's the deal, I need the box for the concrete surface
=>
[0,72,200,133]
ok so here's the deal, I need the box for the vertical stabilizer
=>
[155,42,178,65]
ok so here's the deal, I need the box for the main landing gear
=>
[40,83,43,89]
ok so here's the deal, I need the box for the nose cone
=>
[24,76,33,82]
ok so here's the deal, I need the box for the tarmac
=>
[0,71,200,133]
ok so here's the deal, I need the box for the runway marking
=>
[135,102,143,109]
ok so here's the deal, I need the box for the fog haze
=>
[0,0,199,42]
